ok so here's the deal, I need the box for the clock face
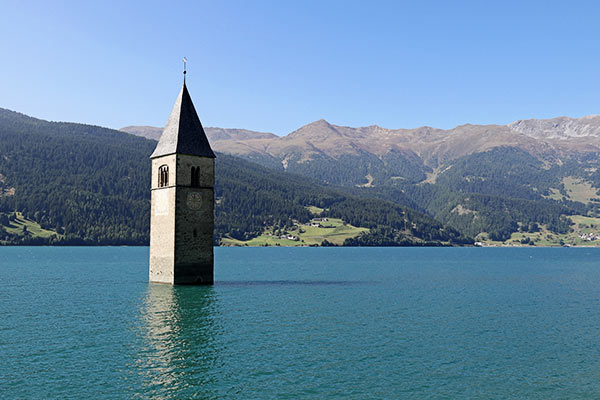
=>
[186,192,203,210]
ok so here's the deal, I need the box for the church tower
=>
[149,76,216,285]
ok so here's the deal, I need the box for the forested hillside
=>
[350,147,590,242]
[216,154,469,246]
[0,109,154,244]
[0,108,469,246]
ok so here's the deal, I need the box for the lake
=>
[2,247,600,398]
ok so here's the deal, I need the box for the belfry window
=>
[191,166,200,187]
[158,165,169,187]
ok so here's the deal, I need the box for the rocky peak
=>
[509,115,600,140]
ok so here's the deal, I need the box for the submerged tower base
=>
[149,260,214,285]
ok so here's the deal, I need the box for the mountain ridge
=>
[122,113,600,170]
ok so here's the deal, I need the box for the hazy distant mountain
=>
[120,125,278,142]
[120,125,163,140]
[509,115,600,140]
[122,114,600,185]
[124,114,600,162]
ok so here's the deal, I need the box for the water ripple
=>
[3,247,600,398]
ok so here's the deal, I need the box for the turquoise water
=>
[2,247,600,398]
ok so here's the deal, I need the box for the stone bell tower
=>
[149,75,216,285]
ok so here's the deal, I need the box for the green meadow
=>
[221,217,368,247]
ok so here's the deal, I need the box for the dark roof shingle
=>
[150,82,216,159]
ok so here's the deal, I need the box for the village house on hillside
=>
[580,232,600,241]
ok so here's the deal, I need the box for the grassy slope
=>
[546,176,600,203]
[306,205,324,215]
[221,217,368,246]
[563,177,599,203]
[2,212,60,241]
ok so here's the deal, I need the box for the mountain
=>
[509,115,600,140]
[120,125,163,140]
[121,126,278,143]
[122,115,600,244]
[122,114,600,186]
[1,106,595,247]
[0,107,466,246]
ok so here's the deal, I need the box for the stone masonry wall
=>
[174,156,214,284]
[149,154,215,284]
[149,155,177,284]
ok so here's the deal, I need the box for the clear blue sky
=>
[2,0,600,135]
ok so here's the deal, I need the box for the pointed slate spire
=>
[151,82,216,159]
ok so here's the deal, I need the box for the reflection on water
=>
[135,284,221,399]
